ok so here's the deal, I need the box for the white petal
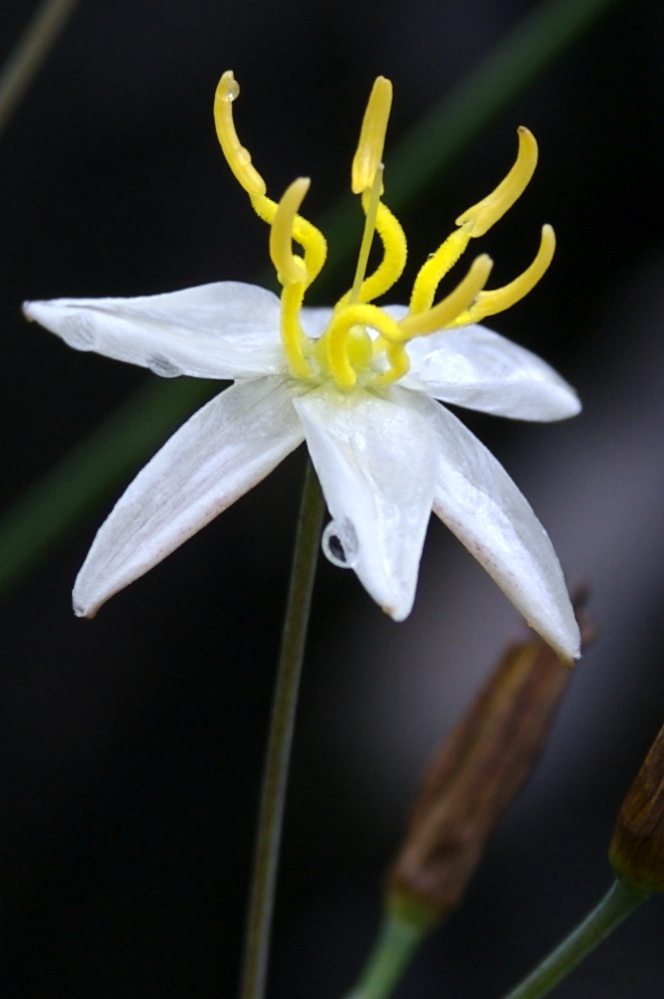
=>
[426,397,580,660]
[23,282,285,379]
[402,324,581,421]
[294,386,436,621]
[74,377,304,617]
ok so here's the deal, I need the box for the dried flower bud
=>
[609,721,664,893]
[387,599,593,924]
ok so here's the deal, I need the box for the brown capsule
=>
[387,597,594,924]
[609,720,664,893]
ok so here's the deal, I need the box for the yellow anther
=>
[448,225,555,327]
[270,178,311,286]
[455,127,538,237]
[214,70,267,198]
[324,304,402,388]
[399,254,493,339]
[351,76,393,194]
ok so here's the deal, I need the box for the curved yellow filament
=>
[408,129,538,316]
[252,193,327,289]
[355,200,408,304]
[279,283,314,380]
[399,255,493,339]
[337,189,408,311]
[409,227,472,315]
[325,304,402,388]
[214,71,327,288]
[447,225,555,328]
[213,71,266,197]
[269,178,310,286]
[351,76,393,195]
[348,165,384,304]
[455,127,538,237]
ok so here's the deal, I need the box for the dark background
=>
[2,0,664,996]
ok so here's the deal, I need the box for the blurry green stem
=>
[344,912,429,999]
[239,460,324,999]
[502,879,650,999]
[0,0,81,136]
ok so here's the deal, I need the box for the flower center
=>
[213,70,555,391]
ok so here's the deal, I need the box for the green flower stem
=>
[344,911,430,999]
[239,459,324,999]
[1,0,624,601]
[0,0,81,136]
[502,878,651,999]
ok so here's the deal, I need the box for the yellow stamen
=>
[408,129,538,317]
[409,227,472,315]
[357,200,408,304]
[214,71,328,288]
[336,197,407,311]
[213,71,266,197]
[455,126,538,237]
[280,282,313,380]
[213,73,553,395]
[351,76,393,195]
[325,304,402,388]
[269,178,311,286]
[447,225,555,327]
[348,166,383,303]
[399,255,493,339]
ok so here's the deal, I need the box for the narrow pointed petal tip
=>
[295,387,436,623]
[426,397,581,663]
[69,379,304,619]
[72,593,98,619]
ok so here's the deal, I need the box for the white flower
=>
[23,72,582,661]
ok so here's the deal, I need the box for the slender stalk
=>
[0,0,81,136]
[502,878,650,999]
[239,460,324,999]
[344,912,429,999]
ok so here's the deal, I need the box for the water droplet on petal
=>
[63,314,96,349]
[322,518,359,569]
[147,355,181,378]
